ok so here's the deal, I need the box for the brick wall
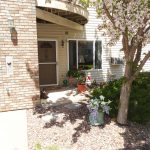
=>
[0,0,40,111]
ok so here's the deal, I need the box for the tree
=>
[89,0,150,124]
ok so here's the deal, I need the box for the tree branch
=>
[102,1,116,28]
[130,16,148,47]
[133,42,142,66]
[134,51,150,76]
[130,26,145,60]
[122,29,130,58]
[144,25,150,34]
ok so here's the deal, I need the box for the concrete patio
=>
[0,110,28,150]
[41,87,90,108]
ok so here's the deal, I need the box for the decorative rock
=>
[42,113,57,123]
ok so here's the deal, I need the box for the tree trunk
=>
[117,79,133,125]
[117,59,134,125]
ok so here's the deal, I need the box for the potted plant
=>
[88,95,111,125]
[76,70,87,93]
[66,69,78,86]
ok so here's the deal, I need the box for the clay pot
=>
[77,84,87,93]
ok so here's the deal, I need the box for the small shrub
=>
[128,72,150,124]
[91,87,103,98]
[91,72,150,124]
[91,78,123,117]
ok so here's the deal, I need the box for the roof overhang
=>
[36,0,89,30]
[36,8,84,30]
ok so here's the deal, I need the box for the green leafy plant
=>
[91,78,123,117]
[36,143,42,150]
[91,72,150,123]
[89,94,111,114]
[66,69,86,85]
[88,95,111,125]
[66,69,79,78]
[76,70,86,84]
[66,69,85,79]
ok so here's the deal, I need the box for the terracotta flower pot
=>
[77,84,87,93]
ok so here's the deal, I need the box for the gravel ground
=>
[27,104,150,150]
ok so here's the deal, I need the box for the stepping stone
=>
[64,103,82,110]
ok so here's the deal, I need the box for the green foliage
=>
[66,69,86,86]
[36,143,59,150]
[128,72,150,124]
[67,69,85,78]
[77,75,86,84]
[47,145,59,150]
[102,78,123,117]
[66,69,79,78]
[89,95,111,112]
[36,143,42,150]
[91,72,150,123]
[74,70,86,84]
[91,87,103,99]
[79,0,90,8]
[91,78,123,117]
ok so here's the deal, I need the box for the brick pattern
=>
[0,0,40,111]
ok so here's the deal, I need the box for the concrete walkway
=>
[0,110,28,150]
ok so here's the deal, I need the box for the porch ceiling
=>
[36,0,89,26]
[36,7,84,30]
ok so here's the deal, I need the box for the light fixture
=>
[8,16,18,45]
[8,16,14,32]
[61,40,64,47]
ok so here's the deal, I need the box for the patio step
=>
[41,88,90,108]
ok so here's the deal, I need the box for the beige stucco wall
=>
[0,0,40,111]
[37,7,150,85]
[37,8,124,84]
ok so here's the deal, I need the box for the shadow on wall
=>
[11,27,18,46]
[26,62,40,106]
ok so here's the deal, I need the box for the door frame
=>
[38,38,59,86]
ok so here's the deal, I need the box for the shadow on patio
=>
[119,123,150,150]
[33,87,111,143]
[33,101,91,143]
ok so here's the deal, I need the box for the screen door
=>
[38,40,57,86]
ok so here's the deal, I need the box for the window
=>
[69,40,102,70]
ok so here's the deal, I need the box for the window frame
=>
[67,39,102,71]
